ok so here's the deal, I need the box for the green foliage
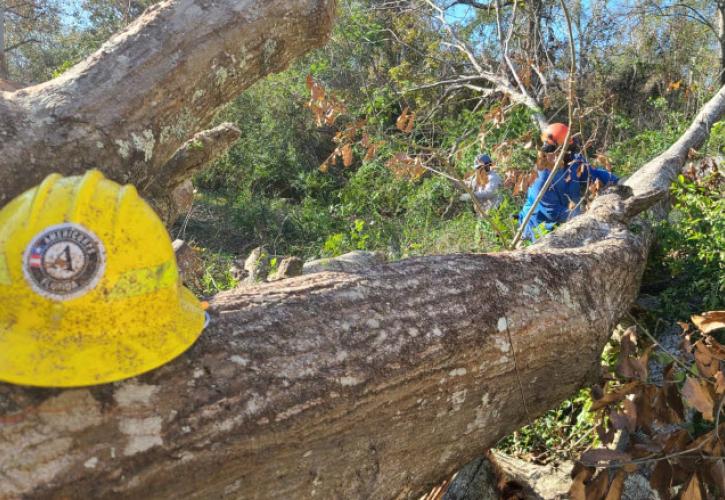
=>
[198,249,238,296]
[497,389,598,462]
[651,174,724,317]
[607,101,688,176]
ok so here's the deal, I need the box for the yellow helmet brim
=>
[0,286,205,388]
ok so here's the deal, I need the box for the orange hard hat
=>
[541,123,570,150]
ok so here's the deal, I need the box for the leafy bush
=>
[497,389,598,462]
[652,173,724,317]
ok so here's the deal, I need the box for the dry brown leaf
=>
[683,161,697,180]
[311,82,325,102]
[715,371,725,395]
[610,410,629,431]
[616,328,649,381]
[536,150,555,170]
[682,377,715,421]
[589,178,603,195]
[659,428,691,454]
[596,421,616,445]
[396,107,410,132]
[585,471,610,500]
[341,144,353,168]
[622,398,637,432]
[404,112,416,133]
[569,464,594,500]
[591,381,640,411]
[514,175,526,196]
[707,459,725,494]
[694,342,718,378]
[663,365,685,419]
[680,473,703,500]
[475,168,489,187]
[596,154,613,171]
[604,470,625,500]
[650,460,672,500]
[692,311,725,334]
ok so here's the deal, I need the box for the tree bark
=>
[718,1,725,86]
[1,83,723,498]
[0,0,337,217]
[0,2,7,80]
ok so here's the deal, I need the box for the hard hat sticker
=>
[23,223,106,301]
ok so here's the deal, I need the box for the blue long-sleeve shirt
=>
[518,153,618,241]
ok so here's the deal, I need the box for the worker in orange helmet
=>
[518,123,618,241]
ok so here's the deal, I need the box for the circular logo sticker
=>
[23,223,106,301]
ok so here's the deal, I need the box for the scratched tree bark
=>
[0,0,336,221]
[0,86,723,499]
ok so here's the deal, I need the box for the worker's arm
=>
[573,156,618,186]
[589,167,618,186]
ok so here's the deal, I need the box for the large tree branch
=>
[0,0,337,214]
[1,85,723,498]
[420,0,548,129]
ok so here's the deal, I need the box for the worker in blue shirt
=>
[518,123,618,241]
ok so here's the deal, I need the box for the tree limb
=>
[0,0,337,213]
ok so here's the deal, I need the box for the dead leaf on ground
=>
[694,342,719,378]
[616,328,649,381]
[650,460,672,500]
[569,464,594,500]
[680,473,703,500]
[591,381,640,411]
[706,459,725,494]
[692,311,725,334]
[585,471,609,500]
[682,377,715,421]
[604,470,625,500]
[659,429,691,454]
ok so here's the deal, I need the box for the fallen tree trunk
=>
[0,0,336,220]
[1,85,723,498]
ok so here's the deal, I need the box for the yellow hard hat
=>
[0,170,206,387]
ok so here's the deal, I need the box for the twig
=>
[585,436,712,469]
[626,312,710,383]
